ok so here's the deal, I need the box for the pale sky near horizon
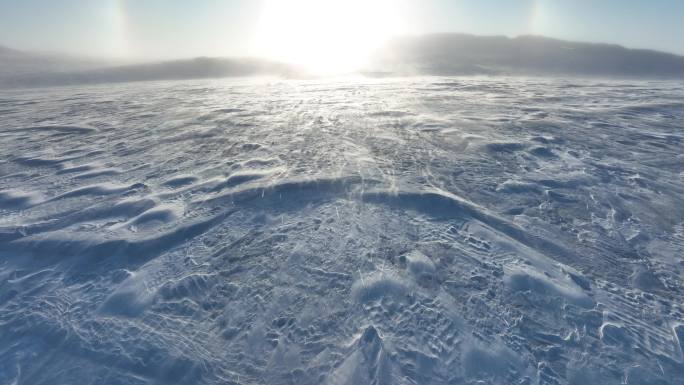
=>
[1,0,683,62]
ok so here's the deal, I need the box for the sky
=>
[1,0,683,63]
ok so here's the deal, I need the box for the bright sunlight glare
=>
[253,0,402,75]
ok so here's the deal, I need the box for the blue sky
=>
[1,0,683,59]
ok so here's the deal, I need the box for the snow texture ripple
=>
[1,77,684,384]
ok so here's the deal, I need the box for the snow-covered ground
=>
[1,77,683,384]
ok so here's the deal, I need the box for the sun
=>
[253,0,401,75]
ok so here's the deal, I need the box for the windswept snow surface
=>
[1,77,684,385]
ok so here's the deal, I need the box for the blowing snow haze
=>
[3,34,684,88]
[2,2,684,385]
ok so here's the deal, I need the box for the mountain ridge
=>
[3,33,684,88]
[369,33,684,78]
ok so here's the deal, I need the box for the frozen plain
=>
[0,76,683,385]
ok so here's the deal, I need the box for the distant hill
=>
[0,45,108,79]
[3,34,684,88]
[0,46,300,88]
[1,57,301,88]
[0,45,21,55]
[368,34,684,78]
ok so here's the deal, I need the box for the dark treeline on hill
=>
[3,33,684,88]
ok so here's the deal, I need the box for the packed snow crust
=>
[1,77,684,384]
